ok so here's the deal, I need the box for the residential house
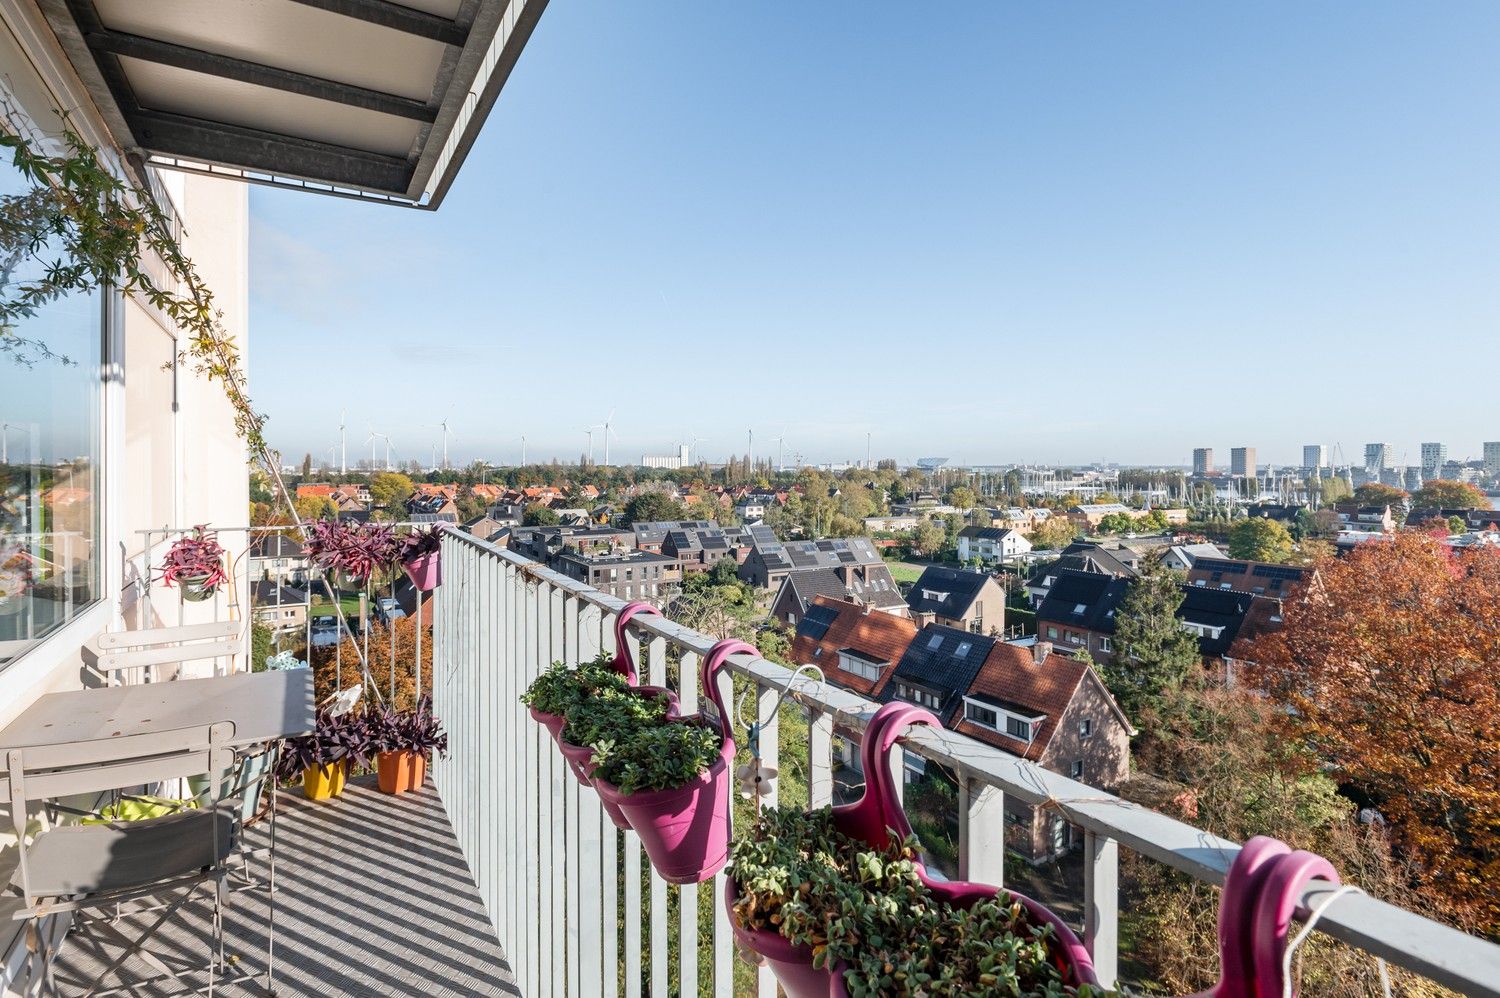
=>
[790,596,918,698]
[462,515,511,544]
[659,524,752,575]
[251,581,308,635]
[633,521,718,554]
[1406,506,1500,531]
[1033,569,1132,662]
[770,565,910,627]
[956,526,1031,564]
[1025,541,1140,607]
[904,566,1006,634]
[1333,503,1397,533]
[882,624,997,724]
[734,499,767,522]
[1160,543,1228,571]
[470,484,504,504]
[1185,558,1311,599]
[1066,503,1135,530]
[954,640,1133,859]
[248,533,310,586]
[554,550,682,603]
[862,515,922,533]
[295,483,336,501]
[739,527,888,593]
[406,492,459,524]
[510,525,632,563]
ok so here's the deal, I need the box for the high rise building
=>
[1230,447,1256,478]
[1192,447,1213,476]
[1302,445,1328,470]
[1420,442,1447,477]
[1484,441,1500,476]
[1364,443,1392,477]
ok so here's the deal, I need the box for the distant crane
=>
[688,433,706,464]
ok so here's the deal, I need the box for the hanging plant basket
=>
[590,638,754,885]
[400,526,444,591]
[178,572,216,602]
[726,702,1099,995]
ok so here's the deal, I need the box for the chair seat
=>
[10,805,237,899]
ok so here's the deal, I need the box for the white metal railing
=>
[431,528,1500,998]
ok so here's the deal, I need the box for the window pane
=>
[0,156,102,669]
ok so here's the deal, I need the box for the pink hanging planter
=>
[529,706,566,748]
[727,701,1100,994]
[594,638,755,885]
[402,550,442,591]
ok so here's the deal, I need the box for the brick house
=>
[903,565,1006,634]
[554,550,682,603]
[1033,569,1131,663]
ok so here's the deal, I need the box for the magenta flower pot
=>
[726,878,845,998]
[558,736,598,786]
[529,706,566,747]
[403,550,442,591]
[595,731,736,885]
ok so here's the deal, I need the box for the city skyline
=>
[249,3,1500,467]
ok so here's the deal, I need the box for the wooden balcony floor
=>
[51,776,517,997]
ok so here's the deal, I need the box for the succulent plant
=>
[730,805,1113,997]
[156,526,228,593]
[590,718,721,795]
[520,652,625,717]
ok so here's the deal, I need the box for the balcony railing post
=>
[547,581,567,998]
[599,608,620,998]
[562,592,582,995]
[754,680,782,997]
[1084,830,1120,988]
[578,602,605,997]
[958,777,1005,887]
[678,649,701,998]
[646,634,669,998]
[808,707,834,809]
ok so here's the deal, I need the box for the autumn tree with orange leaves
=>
[1245,531,1500,936]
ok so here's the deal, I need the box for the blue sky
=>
[250,3,1500,470]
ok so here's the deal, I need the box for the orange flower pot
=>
[377,751,424,794]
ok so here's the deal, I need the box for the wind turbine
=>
[583,425,601,465]
[338,410,347,475]
[520,434,527,466]
[601,410,616,466]
[774,427,787,473]
[370,431,394,471]
[437,418,455,470]
[365,429,378,471]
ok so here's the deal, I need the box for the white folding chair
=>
[84,621,245,685]
[3,721,245,996]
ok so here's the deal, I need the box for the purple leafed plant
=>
[366,696,449,757]
[275,707,373,781]
[399,525,443,563]
[156,526,228,592]
[303,520,402,584]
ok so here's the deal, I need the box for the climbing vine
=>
[0,111,269,456]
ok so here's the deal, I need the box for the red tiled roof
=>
[953,643,1114,762]
[471,484,503,500]
[790,595,918,698]
[296,484,335,499]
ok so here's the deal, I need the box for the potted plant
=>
[303,519,401,590]
[726,702,1100,996]
[275,707,370,801]
[156,526,228,602]
[400,525,444,591]
[590,638,754,884]
[557,683,673,788]
[521,653,629,745]
[369,696,449,794]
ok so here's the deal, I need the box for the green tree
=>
[1227,517,1294,562]
[1028,516,1078,551]
[911,520,945,559]
[1138,509,1169,533]
[301,453,312,478]
[1097,512,1137,535]
[1318,476,1352,505]
[1105,560,1201,720]
[368,471,416,511]
[622,491,687,526]
[523,503,559,526]
[947,486,977,509]
[1448,515,1467,535]
[1351,483,1408,508]
[293,495,337,521]
[1412,479,1490,510]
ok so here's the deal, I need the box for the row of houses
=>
[791,595,1132,861]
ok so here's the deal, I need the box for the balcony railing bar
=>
[435,527,1500,998]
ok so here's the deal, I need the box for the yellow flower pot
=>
[302,762,346,801]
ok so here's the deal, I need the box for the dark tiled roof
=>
[252,580,307,604]
[957,526,1022,540]
[1185,558,1307,596]
[881,624,995,724]
[1176,585,1254,656]
[1035,570,1131,634]
[905,566,991,618]
[249,534,303,559]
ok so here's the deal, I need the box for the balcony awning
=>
[38,0,547,208]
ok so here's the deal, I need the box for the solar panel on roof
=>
[816,540,836,552]
[798,603,839,641]
[836,551,856,564]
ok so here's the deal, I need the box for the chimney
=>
[1032,641,1052,665]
